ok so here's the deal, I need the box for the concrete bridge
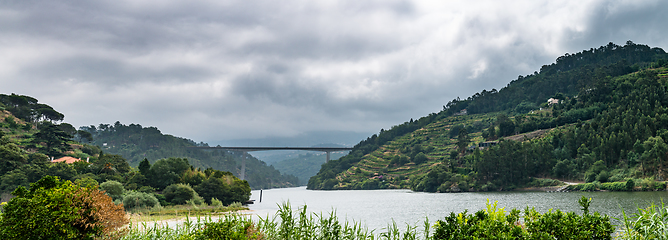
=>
[189,146,353,180]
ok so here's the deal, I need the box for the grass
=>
[119,202,431,240]
[116,199,668,239]
[617,201,668,239]
[127,202,248,223]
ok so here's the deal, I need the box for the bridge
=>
[189,146,353,180]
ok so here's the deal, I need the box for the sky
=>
[1,0,667,145]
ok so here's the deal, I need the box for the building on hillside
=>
[51,156,88,164]
[454,109,468,116]
[478,141,498,149]
[547,98,560,105]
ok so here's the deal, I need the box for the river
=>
[248,187,668,231]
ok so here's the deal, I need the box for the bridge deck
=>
[188,146,353,152]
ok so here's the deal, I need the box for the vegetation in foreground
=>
[119,196,668,240]
[1,179,666,240]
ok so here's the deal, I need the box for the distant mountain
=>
[309,41,668,192]
[81,122,299,189]
[268,144,349,185]
[210,131,370,148]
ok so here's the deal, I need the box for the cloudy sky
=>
[1,0,667,144]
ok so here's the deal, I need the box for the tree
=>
[75,130,93,143]
[641,136,668,178]
[457,128,470,153]
[413,152,428,164]
[148,157,190,190]
[195,177,231,205]
[99,180,125,200]
[0,176,127,239]
[57,123,77,137]
[138,158,151,176]
[163,183,198,205]
[29,122,72,157]
[497,114,516,137]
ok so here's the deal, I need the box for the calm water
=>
[248,187,668,231]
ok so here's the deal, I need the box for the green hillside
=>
[0,94,255,209]
[308,41,668,192]
[271,151,346,185]
[81,122,299,189]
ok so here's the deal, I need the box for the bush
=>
[626,179,635,191]
[433,197,614,239]
[192,215,261,240]
[163,183,197,205]
[618,201,668,239]
[211,198,223,207]
[599,182,627,191]
[585,171,597,183]
[123,191,160,210]
[100,180,124,200]
[0,176,127,239]
[597,170,610,183]
[412,152,428,164]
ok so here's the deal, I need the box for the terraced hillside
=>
[333,113,495,189]
[309,42,668,192]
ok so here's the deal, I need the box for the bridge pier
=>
[239,152,247,180]
[190,146,353,179]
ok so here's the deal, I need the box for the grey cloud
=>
[1,0,667,143]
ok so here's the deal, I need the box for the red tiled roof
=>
[51,156,82,164]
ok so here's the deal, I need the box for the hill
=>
[308,41,668,192]
[80,122,299,189]
[270,144,348,185]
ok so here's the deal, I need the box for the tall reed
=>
[617,200,668,239]
[120,202,432,240]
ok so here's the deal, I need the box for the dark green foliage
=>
[456,128,469,152]
[0,176,127,239]
[390,155,409,166]
[29,122,72,157]
[82,122,297,189]
[138,158,151,176]
[311,41,668,191]
[122,191,160,210]
[0,94,64,122]
[163,183,197,205]
[146,157,190,190]
[192,215,260,240]
[195,175,251,205]
[626,179,635,190]
[412,152,428,164]
[433,197,614,239]
[0,141,28,176]
[99,180,124,200]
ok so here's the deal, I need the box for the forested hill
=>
[308,41,668,192]
[80,122,299,189]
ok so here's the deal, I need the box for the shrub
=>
[433,196,614,239]
[618,201,668,239]
[412,152,428,164]
[123,191,160,210]
[163,183,198,205]
[626,179,635,191]
[585,171,597,183]
[192,215,262,240]
[597,170,610,183]
[100,180,124,200]
[600,182,627,191]
[211,198,224,207]
[0,175,127,239]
